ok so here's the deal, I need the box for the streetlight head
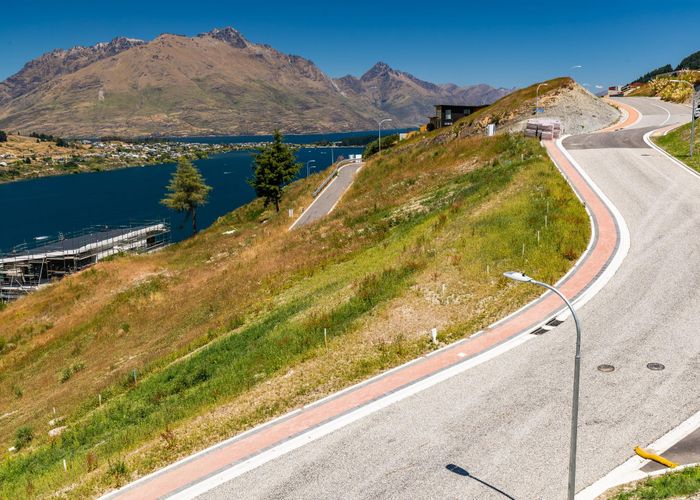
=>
[503,271,534,283]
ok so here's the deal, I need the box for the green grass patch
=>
[654,122,700,173]
[615,466,700,499]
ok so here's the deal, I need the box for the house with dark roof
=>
[428,104,488,130]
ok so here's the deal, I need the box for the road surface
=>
[201,97,699,499]
[290,162,363,229]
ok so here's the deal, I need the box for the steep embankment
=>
[0,129,590,497]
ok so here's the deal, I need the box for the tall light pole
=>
[536,83,548,114]
[504,271,582,500]
[306,159,316,178]
[377,118,392,153]
[670,79,696,157]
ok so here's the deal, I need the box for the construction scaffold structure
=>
[0,221,170,302]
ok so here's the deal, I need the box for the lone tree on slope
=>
[249,130,301,212]
[0,130,7,142]
[161,158,211,235]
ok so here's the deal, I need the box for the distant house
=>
[428,104,488,130]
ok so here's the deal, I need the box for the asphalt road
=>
[291,162,363,229]
[203,98,699,499]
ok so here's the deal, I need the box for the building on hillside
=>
[0,222,169,302]
[427,104,489,130]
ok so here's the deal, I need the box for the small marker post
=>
[545,214,548,228]
[98,394,102,406]
[537,230,540,244]
[63,459,67,472]
[324,328,328,349]
[431,328,438,344]
[133,369,137,385]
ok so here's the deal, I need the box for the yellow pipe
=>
[634,446,678,468]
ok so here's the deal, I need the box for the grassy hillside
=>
[654,122,700,172]
[0,130,589,497]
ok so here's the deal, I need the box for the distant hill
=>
[631,49,700,84]
[0,28,510,137]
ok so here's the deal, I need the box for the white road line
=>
[643,99,672,126]
[643,129,700,180]
[576,409,700,499]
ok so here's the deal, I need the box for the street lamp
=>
[306,159,316,178]
[536,83,548,114]
[377,118,392,153]
[670,80,697,157]
[503,271,582,500]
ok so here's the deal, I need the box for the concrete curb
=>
[577,410,700,499]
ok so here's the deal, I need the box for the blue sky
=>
[1,0,698,89]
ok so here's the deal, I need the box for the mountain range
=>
[0,27,511,137]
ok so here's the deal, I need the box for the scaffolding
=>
[0,221,170,302]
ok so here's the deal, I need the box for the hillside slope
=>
[0,28,508,137]
[0,127,589,496]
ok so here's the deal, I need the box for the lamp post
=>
[536,83,548,114]
[377,118,392,153]
[670,79,696,157]
[503,271,582,500]
[306,159,316,178]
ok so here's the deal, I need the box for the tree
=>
[161,158,211,235]
[635,64,673,84]
[249,130,300,212]
[0,130,7,142]
[677,50,700,71]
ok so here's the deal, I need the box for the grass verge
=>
[613,466,700,499]
[653,122,700,173]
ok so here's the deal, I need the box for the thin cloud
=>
[595,85,604,89]
[571,65,583,69]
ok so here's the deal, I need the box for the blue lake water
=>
[0,146,363,252]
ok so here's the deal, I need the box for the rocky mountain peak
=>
[361,61,395,81]
[202,27,248,48]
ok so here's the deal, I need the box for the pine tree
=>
[249,130,300,212]
[161,158,211,235]
[0,130,7,142]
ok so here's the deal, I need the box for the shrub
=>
[363,134,399,157]
[14,427,33,450]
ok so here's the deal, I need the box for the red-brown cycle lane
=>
[105,136,623,500]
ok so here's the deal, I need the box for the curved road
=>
[290,161,363,229]
[201,98,699,499]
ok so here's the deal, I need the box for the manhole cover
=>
[597,364,615,372]
[647,362,665,371]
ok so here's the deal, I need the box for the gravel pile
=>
[507,83,620,135]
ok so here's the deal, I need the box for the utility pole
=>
[504,271,582,500]
[377,118,392,153]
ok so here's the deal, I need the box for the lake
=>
[0,145,363,252]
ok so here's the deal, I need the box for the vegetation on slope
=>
[613,466,700,499]
[653,122,700,172]
[0,130,589,497]
[628,70,700,102]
